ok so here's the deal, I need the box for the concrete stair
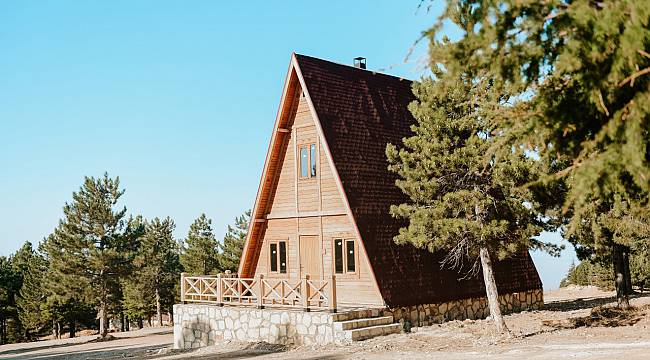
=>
[333,311,401,342]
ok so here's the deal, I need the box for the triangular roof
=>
[239,54,542,307]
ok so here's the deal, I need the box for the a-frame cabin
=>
[238,53,543,310]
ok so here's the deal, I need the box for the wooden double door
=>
[299,235,321,278]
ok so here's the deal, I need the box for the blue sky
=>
[0,1,577,288]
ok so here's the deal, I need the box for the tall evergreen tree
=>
[135,217,181,326]
[220,210,251,272]
[45,173,141,338]
[419,0,650,307]
[180,214,220,275]
[0,256,18,344]
[386,76,558,334]
[17,243,47,340]
[41,234,95,339]
[0,242,37,343]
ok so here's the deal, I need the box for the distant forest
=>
[0,173,250,344]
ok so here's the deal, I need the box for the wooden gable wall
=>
[249,84,383,307]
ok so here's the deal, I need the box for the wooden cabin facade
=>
[238,53,543,309]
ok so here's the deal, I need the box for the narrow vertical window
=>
[310,144,317,177]
[300,147,309,178]
[334,239,344,274]
[346,240,356,273]
[270,243,278,272]
[279,241,287,274]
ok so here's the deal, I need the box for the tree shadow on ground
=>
[4,343,168,360]
[0,329,173,357]
[542,291,650,312]
[0,340,95,357]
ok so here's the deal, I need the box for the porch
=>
[175,273,401,348]
[180,272,338,312]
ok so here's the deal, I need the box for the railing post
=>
[217,273,224,306]
[302,274,311,312]
[257,274,265,309]
[328,275,337,313]
[180,272,187,303]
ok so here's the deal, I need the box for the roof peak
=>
[293,53,411,83]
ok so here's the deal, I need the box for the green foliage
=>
[386,74,558,269]
[559,261,613,290]
[630,241,650,290]
[220,210,251,273]
[43,173,142,337]
[423,0,650,295]
[181,214,220,275]
[17,244,47,340]
[124,217,181,323]
[122,277,154,323]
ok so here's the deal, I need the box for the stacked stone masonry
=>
[384,289,544,327]
[173,289,543,349]
[173,305,337,349]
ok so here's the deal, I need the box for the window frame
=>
[332,238,358,276]
[269,240,288,275]
[298,143,317,180]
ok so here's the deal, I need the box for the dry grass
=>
[543,304,650,329]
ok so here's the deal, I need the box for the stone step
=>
[344,323,402,341]
[334,316,394,331]
[331,308,382,322]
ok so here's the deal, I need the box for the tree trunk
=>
[138,318,143,329]
[623,248,633,293]
[69,320,75,338]
[169,307,174,326]
[125,315,130,331]
[156,289,162,327]
[99,301,109,338]
[1,317,5,345]
[613,244,631,309]
[147,316,152,327]
[120,312,125,332]
[480,247,509,334]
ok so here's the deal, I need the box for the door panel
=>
[299,235,320,278]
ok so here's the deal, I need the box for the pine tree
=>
[135,217,181,326]
[631,241,650,292]
[386,75,558,334]
[220,210,251,273]
[0,256,18,344]
[180,214,220,275]
[45,173,141,338]
[17,243,47,340]
[419,0,650,308]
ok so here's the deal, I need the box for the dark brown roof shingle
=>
[296,54,542,307]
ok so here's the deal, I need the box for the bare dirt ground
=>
[2,286,649,360]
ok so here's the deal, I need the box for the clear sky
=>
[0,1,577,288]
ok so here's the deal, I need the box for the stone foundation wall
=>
[383,289,543,327]
[173,304,336,349]
[174,289,543,349]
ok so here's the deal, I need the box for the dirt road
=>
[1,286,649,360]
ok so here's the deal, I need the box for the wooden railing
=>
[181,273,337,312]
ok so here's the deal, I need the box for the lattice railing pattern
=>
[181,273,337,312]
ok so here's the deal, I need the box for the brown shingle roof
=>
[296,54,542,307]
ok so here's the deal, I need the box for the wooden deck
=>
[181,273,337,312]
